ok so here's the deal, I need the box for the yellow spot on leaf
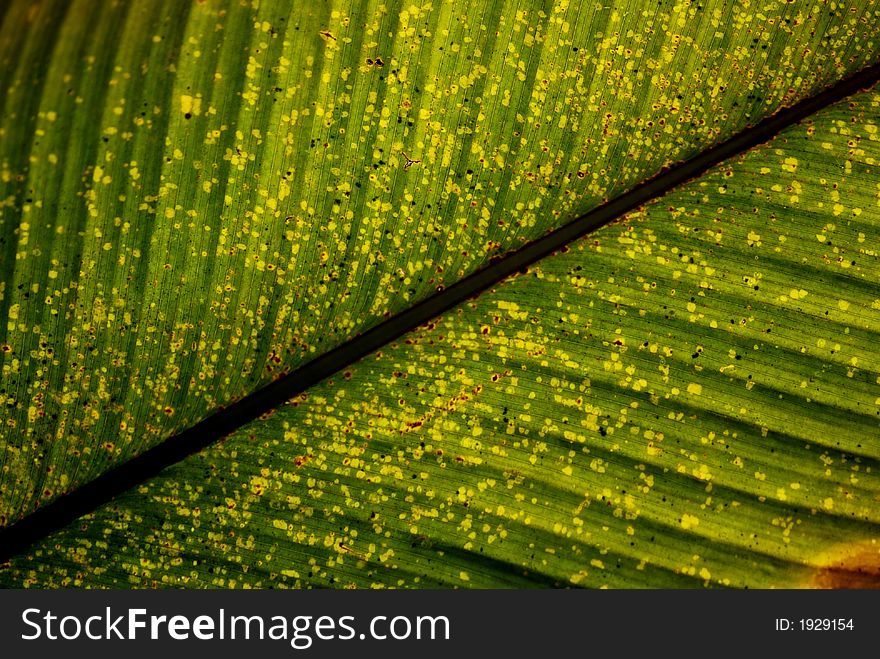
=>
[680,514,699,530]
[180,94,202,116]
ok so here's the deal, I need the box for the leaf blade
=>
[3,81,878,588]
[5,0,880,529]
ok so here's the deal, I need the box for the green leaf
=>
[1,1,879,587]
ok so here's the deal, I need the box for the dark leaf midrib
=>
[2,60,879,565]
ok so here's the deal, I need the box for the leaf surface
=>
[0,0,880,586]
[3,0,880,528]
[3,83,878,588]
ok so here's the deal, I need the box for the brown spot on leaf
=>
[809,540,880,589]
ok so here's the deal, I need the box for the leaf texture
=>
[3,0,880,531]
[3,83,878,588]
